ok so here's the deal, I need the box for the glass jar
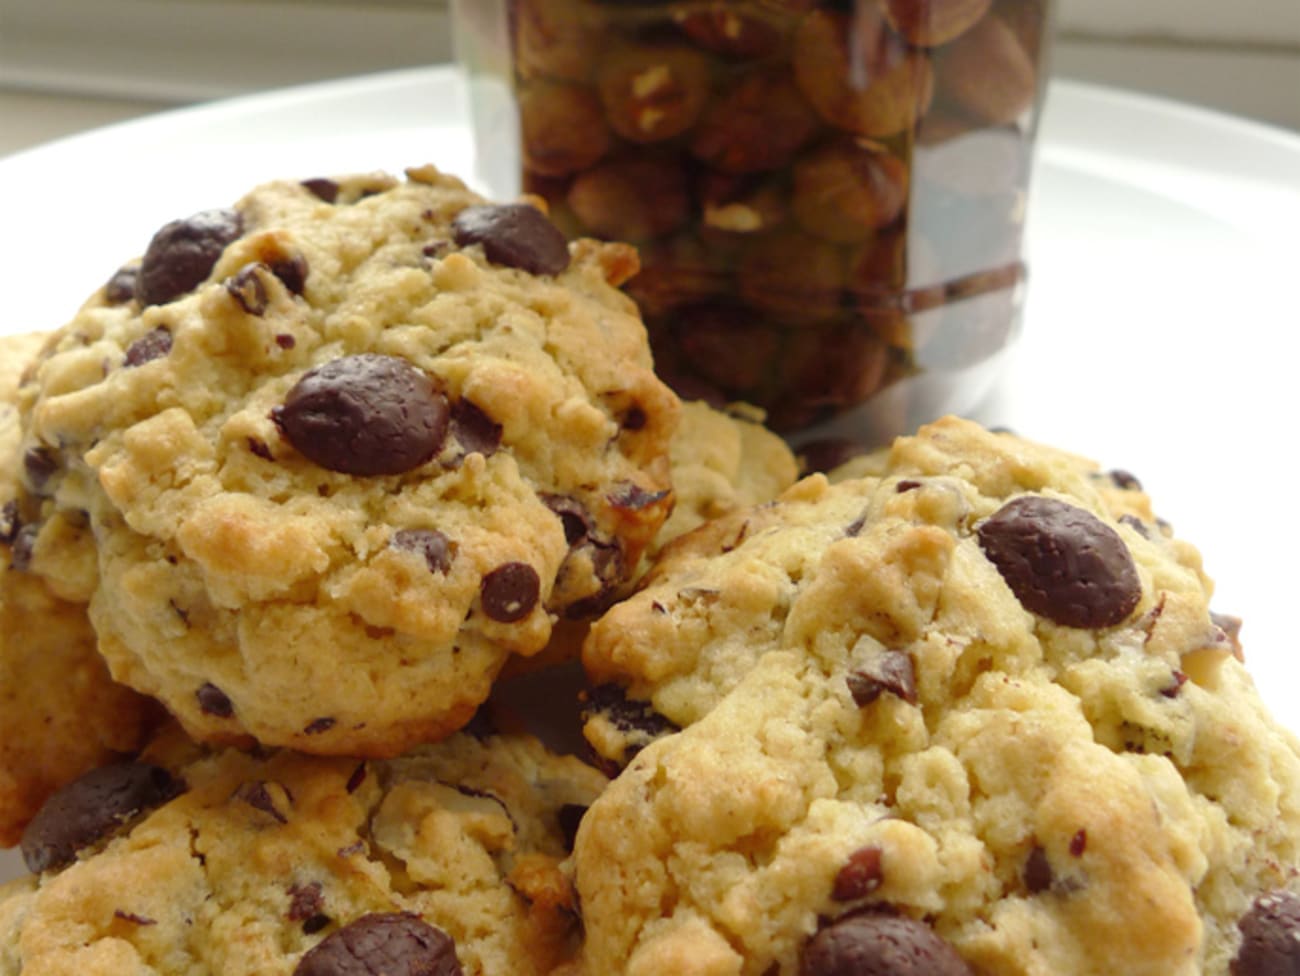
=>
[453,0,1053,447]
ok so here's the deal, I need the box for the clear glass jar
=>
[453,0,1053,447]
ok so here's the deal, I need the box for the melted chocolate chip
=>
[226,263,269,315]
[1232,890,1300,976]
[196,682,234,718]
[391,528,455,575]
[136,209,243,306]
[304,717,336,735]
[480,562,540,622]
[833,845,884,901]
[451,203,570,276]
[449,399,502,457]
[345,764,367,794]
[20,763,184,873]
[977,496,1141,629]
[847,651,917,707]
[123,327,173,367]
[302,179,340,203]
[22,446,59,493]
[294,912,463,976]
[270,254,309,295]
[1069,829,1087,857]
[288,881,325,922]
[1023,845,1052,893]
[235,781,289,824]
[582,685,679,741]
[800,911,972,976]
[105,265,139,305]
[272,355,449,476]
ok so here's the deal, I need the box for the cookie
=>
[0,727,607,975]
[573,416,1300,974]
[15,165,680,756]
[0,331,158,846]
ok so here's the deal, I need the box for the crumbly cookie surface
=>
[0,728,607,976]
[574,416,1300,975]
[15,165,679,756]
[0,331,157,846]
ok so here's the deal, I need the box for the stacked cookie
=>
[0,165,1297,976]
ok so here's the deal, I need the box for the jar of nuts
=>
[453,0,1052,445]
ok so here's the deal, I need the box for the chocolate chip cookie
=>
[15,165,679,757]
[0,331,158,845]
[0,727,607,975]
[574,416,1300,974]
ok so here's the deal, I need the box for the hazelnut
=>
[935,14,1038,125]
[995,0,1049,60]
[791,139,909,244]
[778,321,893,416]
[882,0,993,47]
[792,9,934,137]
[513,0,600,83]
[695,171,788,240]
[672,4,787,60]
[689,69,820,175]
[624,234,733,319]
[567,155,690,242]
[737,229,846,325]
[596,44,713,143]
[669,302,780,395]
[520,81,613,177]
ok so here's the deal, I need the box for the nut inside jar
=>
[472,0,1050,440]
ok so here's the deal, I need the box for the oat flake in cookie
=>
[17,164,679,756]
[0,727,607,976]
[574,417,1300,975]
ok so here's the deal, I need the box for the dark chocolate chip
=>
[304,717,336,735]
[1212,611,1245,660]
[0,501,19,545]
[1108,469,1143,491]
[270,254,309,295]
[345,763,367,794]
[451,203,570,276]
[622,405,647,431]
[800,911,972,976]
[288,881,325,922]
[302,178,340,203]
[226,263,269,315]
[293,912,463,976]
[10,523,39,571]
[303,914,332,935]
[1069,829,1087,857]
[847,651,917,707]
[20,763,184,873]
[272,355,450,476]
[609,482,671,512]
[562,538,626,620]
[114,910,156,925]
[248,437,275,461]
[1118,514,1149,538]
[105,265,139,305]
[22,446,59,493]
[896,480,922,493]
[123,326,173,367]
[391,528,455,575]
[480,562,540,623]
[977,496,1141,629]
[136,208,243,306]
[276,333,297,350]
[235,781,289,824]
[196,682,234,718]
[542,495,592,546]
[833,845,884,901]
[1023,845,1052,893]
[1160,670,1189,698]
[557,804,587,851]
[1232,890,1300,976]
[449,399,502,457]
[582,685,679,741]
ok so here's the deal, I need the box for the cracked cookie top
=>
[0,727,607,976]
[573,416,1300,974]
[12,165,679,756]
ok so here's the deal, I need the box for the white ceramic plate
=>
[1,67,1298,881]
